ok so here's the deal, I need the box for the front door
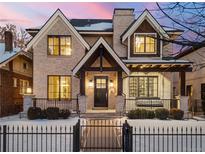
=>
[94,76,108,107]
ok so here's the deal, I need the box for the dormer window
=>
[134,33,157,54]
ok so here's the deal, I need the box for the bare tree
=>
[0,24,30,49]
[157,2,205,54]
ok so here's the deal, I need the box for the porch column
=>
[179,71,186,96]
[80,71,85,95]
[117,71,123,95]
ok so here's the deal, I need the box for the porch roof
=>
[72,37,130,75]
[123,59,192,72]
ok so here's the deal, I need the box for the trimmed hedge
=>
[155,108,169,120]
[147,110,155,119]
[27,107,42,120]
[170,108,184,120]
[46,107,59,120]
[59,109,71,119]
[127,109,155,119]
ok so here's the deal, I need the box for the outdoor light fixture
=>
[88,80,93,88]
[26,87,32,94]
[109,80,114,87]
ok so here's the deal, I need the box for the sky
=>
[0,2,168,29]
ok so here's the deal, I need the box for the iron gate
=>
[80,119,125,152]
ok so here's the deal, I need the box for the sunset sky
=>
[0,2,168,29]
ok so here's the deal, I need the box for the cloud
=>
[0,4,33,27]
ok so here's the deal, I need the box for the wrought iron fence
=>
[123,121,205,152]
[80,119,123,152]
[33,98,79,112]
[0,121,80,152]
[124,98,179,112]
[189,99,205,116]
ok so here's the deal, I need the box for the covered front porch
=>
[72,37,129,114]
[123,59,192,113]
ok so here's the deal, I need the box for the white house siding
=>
[123,72,171,99]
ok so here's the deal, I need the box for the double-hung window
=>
[48,36,72,56]
[134,33,156,54]
[129,76,158,98]
[48,76,71,100]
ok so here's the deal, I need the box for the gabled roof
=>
[72,37,130,75]
[0,42,32,67]
[121,9,170,42]
[26,9,90,51]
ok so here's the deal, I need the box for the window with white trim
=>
[134,33,157,54]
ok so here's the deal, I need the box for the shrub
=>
[46,107,59,120]
[59,109,71,119]
[170,108,184,120]
[27,107,42,120]
[155,108,169,120]
[147,110,155,119]
[39,109,47,119]
[127,109,147,119]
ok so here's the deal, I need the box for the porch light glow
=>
[109,80,114,87]
[88,80,93,87]
[26,87,32,94]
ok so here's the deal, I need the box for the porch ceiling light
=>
[109,80,114,87]
[88,80,93,88]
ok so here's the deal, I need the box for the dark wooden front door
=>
[94,76,108,107]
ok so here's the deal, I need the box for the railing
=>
[0,121,80,152]
[123,121,205,152]
[189,99,205,116]
[124,98,179,112]
[32,98,79,112]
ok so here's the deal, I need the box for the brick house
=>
[0,31,32,117]
[25,8,192,114]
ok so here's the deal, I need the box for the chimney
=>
[5,31,13,51]
[113,8,135,57]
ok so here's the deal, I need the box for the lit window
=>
[48,76,71,100]
[48,36,72,56]
[129,76,158,98]
[20,79,29,94]
[134,34,156,54]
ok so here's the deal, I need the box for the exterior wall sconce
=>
[109,80,114,87]
[26,87,32,94]
[88,80,93,88]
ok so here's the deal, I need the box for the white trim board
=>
[26,9,90,51]
[72,37,130,75]
[122,10,169,42]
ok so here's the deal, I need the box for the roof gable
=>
[121,9,169,42]
[26,9,90,50]
[72,37,130,75]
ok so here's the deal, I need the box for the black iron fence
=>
[80,119,123,152]
[124,98,179,112]
[0,121,80,152]
[33,98,79,112]
[123,121,205,152]
[189,99,205,116]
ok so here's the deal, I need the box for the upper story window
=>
[48,36,72,56]
[134,33,156,54]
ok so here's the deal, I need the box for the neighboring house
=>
[174,46,205,114]
[0,31,32,117]
[25,8,192,114]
